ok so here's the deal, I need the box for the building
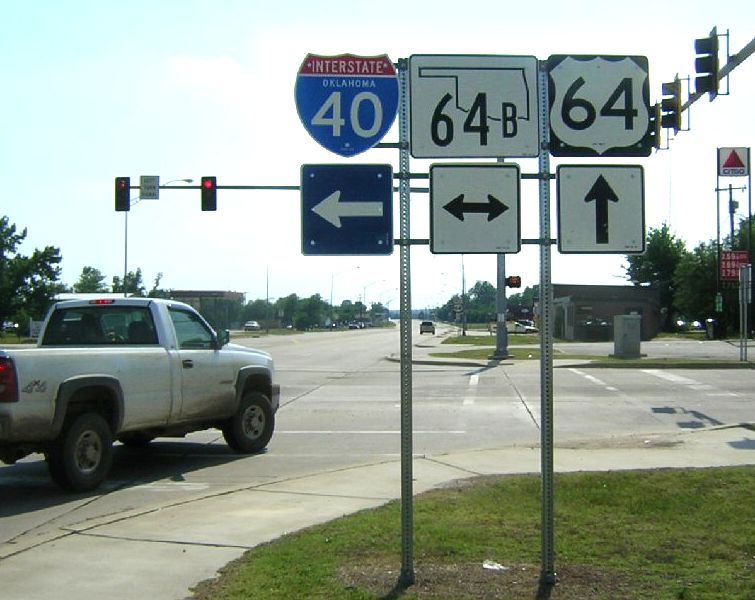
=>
[551,284,661,341]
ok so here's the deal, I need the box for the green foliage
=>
[112,268,146,296]
[0,216,64,323]
[673,241,717,323]
[73,266,109,293]
[625,223,687,331]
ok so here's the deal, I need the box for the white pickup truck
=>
[0,297,279,492]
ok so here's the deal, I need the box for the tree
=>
[148,272,171,299]
[0,216,64,324]
[467,280,496,323]
[624,224,688,331]
[295,294,327,330]
[674,241,717,324]
[112,268,146,296]
[73,266,109,293]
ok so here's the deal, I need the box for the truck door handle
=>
[182,359,194,369]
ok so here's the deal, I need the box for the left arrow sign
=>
[312,190,384,228]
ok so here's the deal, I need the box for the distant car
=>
[243,320,261,331]
[419,320,435,335]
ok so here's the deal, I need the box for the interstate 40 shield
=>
[295,54,399,157]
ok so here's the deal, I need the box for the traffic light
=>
[115,177,130,212]
[201,176,217,211]
[694,29,719,98]
[660,78,682,132]
[650,103,662,150]
[505,275,521,288]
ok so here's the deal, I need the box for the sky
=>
[1,0,754,311]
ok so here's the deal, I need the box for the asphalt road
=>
[1,323,753,599]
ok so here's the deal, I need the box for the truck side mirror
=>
[216,329,230,348]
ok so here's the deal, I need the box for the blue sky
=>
[2,0,754,310]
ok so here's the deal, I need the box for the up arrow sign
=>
[584,175,619,244]
[556,165,645,254]
[312,190,384,228]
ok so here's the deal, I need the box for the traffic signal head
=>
[660,78,682,132]
[505,275,521,288]
[201,176,217,211]
[115,177,131,211]
[694,30,719,98]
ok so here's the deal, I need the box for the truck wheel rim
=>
[243,405,264,439]
[75,431,102,474]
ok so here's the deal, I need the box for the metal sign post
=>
[397,59,416,587]
[537,60,556,585]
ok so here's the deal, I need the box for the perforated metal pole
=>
[397,58,415,587]
[538,60,557,586]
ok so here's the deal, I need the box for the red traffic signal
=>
[201,176,217,211]
[115,177,131,211]
[505,275,521,288]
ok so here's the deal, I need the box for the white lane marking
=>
[641,369,734,396]
[568,368,618,392]
[463,373,480,406]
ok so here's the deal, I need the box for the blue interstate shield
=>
[295,54,399,157]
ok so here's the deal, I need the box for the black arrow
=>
[584,175,619,244]
[443,194,509,222]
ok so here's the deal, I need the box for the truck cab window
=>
[168,308,214,349]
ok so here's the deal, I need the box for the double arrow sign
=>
[430,164,520,254]
[443,193,509,222]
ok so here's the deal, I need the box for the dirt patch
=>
[338,561,645,599]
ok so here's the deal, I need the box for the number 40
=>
[311,91,383,138]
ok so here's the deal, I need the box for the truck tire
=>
[222,391,274,453]
[47,412,113,492]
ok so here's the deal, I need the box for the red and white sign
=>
[721,250,749,281]
[718,147,750,177]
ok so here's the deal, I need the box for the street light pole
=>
[123,178,192,296]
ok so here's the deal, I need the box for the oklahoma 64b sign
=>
[295,54,399,157]
[548,55,653,157]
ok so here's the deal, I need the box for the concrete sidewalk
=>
[1,424,753,600]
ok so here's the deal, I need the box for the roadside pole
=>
[397,58,415,587]
[538,60,556,585]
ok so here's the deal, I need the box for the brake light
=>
[89,299,116,305]
[0,355,19,403]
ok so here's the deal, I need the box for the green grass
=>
[432,334,755,368]
[191,467,755,599]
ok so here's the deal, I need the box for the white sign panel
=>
[430,164,520,254]
[557,165,645,253]
[410,55,539,158]
[548,55,653,157]
[139,175,160,200]
[718,147,750,177]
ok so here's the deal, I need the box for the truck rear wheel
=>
[47,412,113,492]
[222,391,274,453]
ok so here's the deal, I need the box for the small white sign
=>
[140,175,160,200]
[718,147,750,177]
[557,165,645,253]
[430,164,520,254]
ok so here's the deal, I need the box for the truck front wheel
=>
[47,412,113,492]
[222,391,274,453]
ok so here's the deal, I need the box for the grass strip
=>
[191,466,755,600]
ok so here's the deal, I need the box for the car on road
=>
[243,320,261,331]
[419,320,435,335]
